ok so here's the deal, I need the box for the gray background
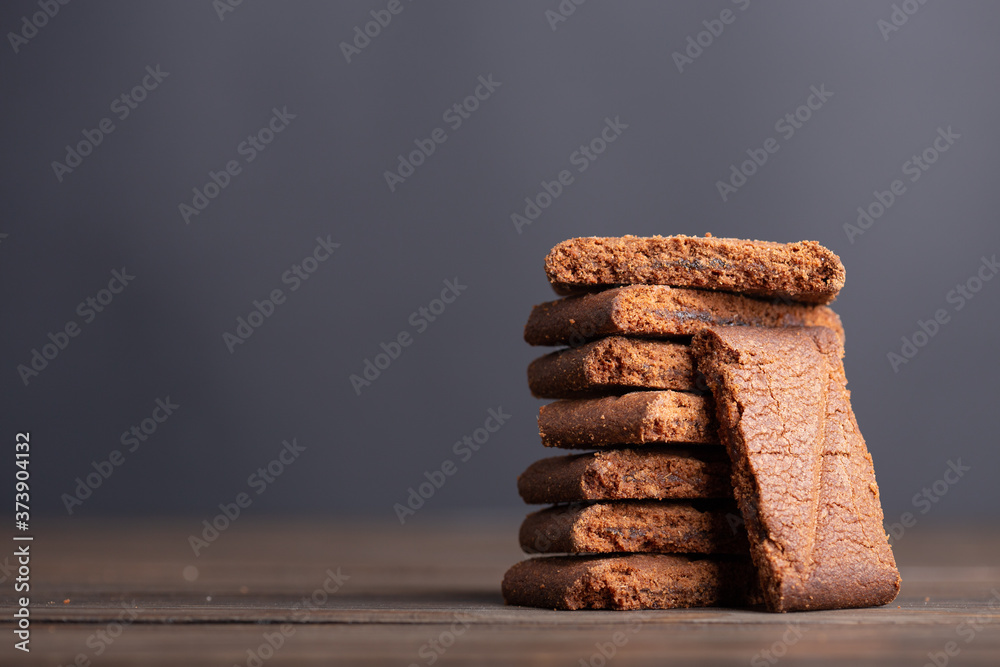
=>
[3,1,998,526]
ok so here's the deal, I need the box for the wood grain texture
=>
[1,518,999,666]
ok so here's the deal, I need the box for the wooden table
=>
[2,517,999,665]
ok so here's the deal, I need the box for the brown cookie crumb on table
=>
[545,235,845,304]
[527,336,698,398]
[691,325,900,612]
[538,390,718,449]
[517,446,732,503]
[502,553,761,610]
[523,285,844,347]
[519,500,749,555]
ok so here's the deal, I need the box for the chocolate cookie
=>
[545,235,845,303]
[519,500,748,555]
[528,336,698,398]
[691,326,900,612]
[538,391,718,449]
[502,554,761,610]
[517,446,732,503]
[524,285,844,347]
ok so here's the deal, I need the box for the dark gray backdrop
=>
[3,1,998,525]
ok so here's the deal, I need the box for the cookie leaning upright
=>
[691,326,900,611]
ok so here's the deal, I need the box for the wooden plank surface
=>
[2,517,999,665]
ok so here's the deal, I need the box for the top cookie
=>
[545,235,845,304]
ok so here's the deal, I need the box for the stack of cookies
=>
[502,235,900,612]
